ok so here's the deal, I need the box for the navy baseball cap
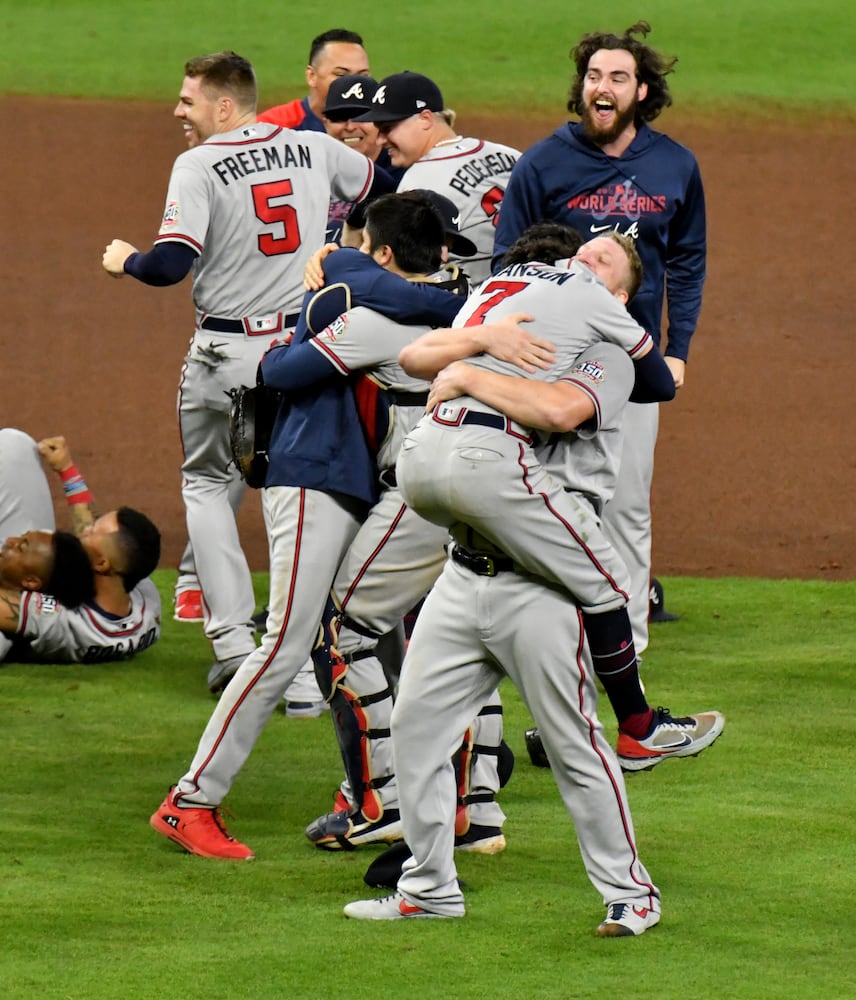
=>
[417,190,478,257]
[323,74,379,122]
[354,71,444,123]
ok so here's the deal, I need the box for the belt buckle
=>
[474,553,497,576]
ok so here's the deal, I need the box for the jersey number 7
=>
[463,280,528,326]
[252,180,302,256]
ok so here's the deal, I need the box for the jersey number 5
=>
[252,180,302,256]
[463,280,528,326]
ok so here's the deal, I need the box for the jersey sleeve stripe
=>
[154,234,204,254]
[559,376,603,429]
[627,332,653,358]
[310,337,350,375]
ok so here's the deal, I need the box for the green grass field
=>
[2,572,855,998]
[2,3,854,996]
[2,0,854,114]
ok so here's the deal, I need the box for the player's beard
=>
[580,98,638,148]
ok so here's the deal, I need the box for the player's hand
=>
[427,361,474,411]
[664,356,686,389]
[38,436,73,472]
[102,239,138,277]
[480,313,556,372]
[303,243,340,291]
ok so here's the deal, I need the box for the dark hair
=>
[309,29,364,65]
[567,21,676,123]
[184,51,257,111]
[502,222,585,267]
[365,192,445,274]
[115,507,161,592]
[44,532,95,609]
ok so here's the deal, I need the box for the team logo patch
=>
[36,594,59,615]
[162,201,180,227]
[321,314,349,342]
[372,85,387,105]
[569,358,605,384]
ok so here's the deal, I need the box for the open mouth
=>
[594,99,615,117]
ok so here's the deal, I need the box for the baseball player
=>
[344,341,663,934]
[321,74,407,246]
[393,227,723,772]
[148,193,467,861]
[350,71,520,284]
[0,429,161,665]
[174,30,369,623]
[258,29,370,133]
[275,195,509,854]
[492,22,706,660]
[102,51,392,693]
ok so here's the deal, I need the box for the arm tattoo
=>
[0,588,23,633]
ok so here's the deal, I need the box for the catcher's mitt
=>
[228,383,281,489]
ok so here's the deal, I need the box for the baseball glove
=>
[228,383,281,489]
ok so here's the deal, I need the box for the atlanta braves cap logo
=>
[372,85,387,105]
[341,82,366,100]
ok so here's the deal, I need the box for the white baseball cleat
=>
[596,901,661,937]
[343,891,460,920]
[617,707,725,772]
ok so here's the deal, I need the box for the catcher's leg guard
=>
[311,599,396,824]
[453,692,509,846]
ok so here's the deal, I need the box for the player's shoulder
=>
[637,125,701,168]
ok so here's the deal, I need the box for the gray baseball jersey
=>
[457,258,652,377]
[7,580,161,664]
[397,137,520,284]
[157,122,374,317]
[308,305,431,472]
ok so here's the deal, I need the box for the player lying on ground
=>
[0,429,161,665]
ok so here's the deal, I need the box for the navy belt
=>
[431,406,534,444]
[450,545,515,577]
[200,313,300,335]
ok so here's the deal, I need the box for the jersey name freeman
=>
[211,143,313,186]
[448,151,518,197]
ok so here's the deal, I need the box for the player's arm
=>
[427,362,594,434]
[102,240,198,285]
[0,588,23,633]
[662,161,707,378]
[37,437,96,537]
[399,313,556,380]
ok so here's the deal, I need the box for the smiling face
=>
[173,74,223,148]
[0,530,55,590]
[574,236,633,301]
[324,116,380,158]
[375,112,432,168]
[580,48,648,149]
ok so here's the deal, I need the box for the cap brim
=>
[447,233,478,258]
[323,106,371,121]
[352,108,406,123]
[650,608,680,623]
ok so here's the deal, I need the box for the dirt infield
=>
[2,96,852,580]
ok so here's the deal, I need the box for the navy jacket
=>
[262,249,464,505]
[493,122,706,360]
